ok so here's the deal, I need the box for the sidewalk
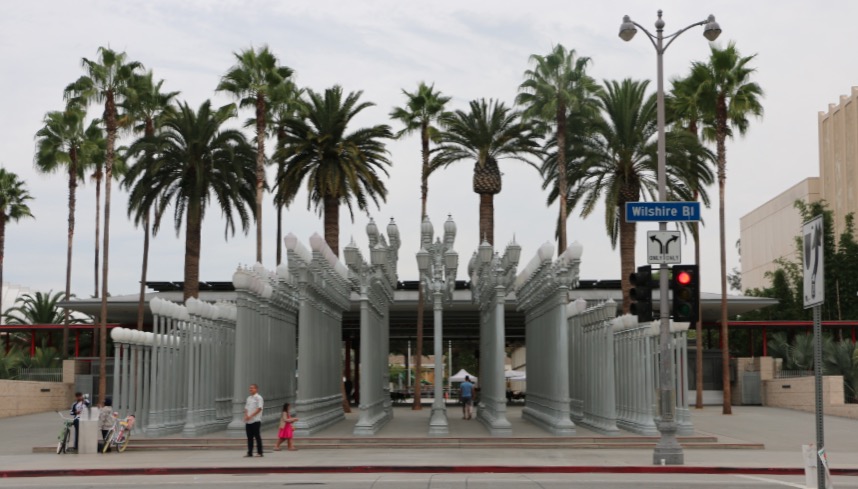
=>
[2,405,857,477]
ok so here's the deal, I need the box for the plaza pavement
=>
[2,404,858,480]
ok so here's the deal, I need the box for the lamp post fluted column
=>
[619,9,721,466]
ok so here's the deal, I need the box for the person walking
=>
[70,392,90,452]
[273,403,298,451]
[243,384,264,457]
[460,376,474,420]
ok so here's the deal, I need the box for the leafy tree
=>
[0,168,34,318]
[390,81,451,411]
[0,343,24,379]
[125,100,255,300]
[432,99,542,246]
[517,44,599,253]
[217,45,294,263]
[693,42,764,414]
[275,86,393,255]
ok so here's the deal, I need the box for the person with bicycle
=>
[70,392,90,452]
[98,397,113,440]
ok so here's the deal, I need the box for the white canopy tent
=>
[449,369,477,383]
[505,370,526,381]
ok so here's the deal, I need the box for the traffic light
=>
[671,264,699,322]
[629,265,654,323]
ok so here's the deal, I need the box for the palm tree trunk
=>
[479,194,494,246]
[92,166,102,358]
[323,195,339,257]
[556,105,568,255]
[136,211,150,330]
[414,123,430,411]
[98,92,117,405]
[694,221,704,409]
[183,201,202,301]
[62,151,77,360]
[0,215,6,321]
[619,206,636,315]
[716,97,732,415]
[255,94,266,264]
[276,204,282,266]
[421,123,430,219]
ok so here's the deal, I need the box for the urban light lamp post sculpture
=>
[618,10,721,466]
[416,215,459,435]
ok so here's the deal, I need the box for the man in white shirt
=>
[244,384,264,457]
[69,392,90,452]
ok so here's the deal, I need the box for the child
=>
[273,403,298,451]
[98,397,114,440]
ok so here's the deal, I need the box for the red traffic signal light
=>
[671,265,699,322]
[676,270,692,286]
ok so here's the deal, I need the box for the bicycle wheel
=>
[102,429,114,454]
[57,427,69,454]
[118,430,131,453]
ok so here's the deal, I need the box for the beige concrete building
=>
[741,87,858,291]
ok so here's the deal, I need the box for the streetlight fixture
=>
[416,214,459,435]
[618,9,721,467]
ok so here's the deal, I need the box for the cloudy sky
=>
[0,0,852,300]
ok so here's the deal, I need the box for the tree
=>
[567,79,712,314]
[3,291,67,325]
[34,102,98,359]
[0,169,34,320]
[217,46,294,264]
[119,71,179,331]
[390,81,451,411]
[432,99,542,245]
[694,41,764,415]
[65,46,143,404]
[275,86,393,255]
[517,44,599,254]
[124,100,255,300]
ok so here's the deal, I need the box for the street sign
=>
[803,215,824,308]
[625,202,701,222]
[646,231,681,264]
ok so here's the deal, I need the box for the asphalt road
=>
[0,473,854,488]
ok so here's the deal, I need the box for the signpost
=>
[647,231,681,264]
[803,215,829,489]
[625,202,701,222]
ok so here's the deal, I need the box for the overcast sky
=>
[0,0,852,300]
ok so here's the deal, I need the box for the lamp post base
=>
[428,406,449,436]
[652,419,684,465]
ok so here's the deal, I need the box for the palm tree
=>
[120,71,179,331]
[125,100,255,300]
[275,86,393,255]
[694,42,764,415]
[0,169,34,320]
[34,102,98,359]
[3,291,67,324]
[217,46,294,264]
[65,46,143,404]
[516,45,600,254]
[432,99,542,246]
[390,81,452,410]
[567,79,712,314]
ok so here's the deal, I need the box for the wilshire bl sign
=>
[625,202,701,222]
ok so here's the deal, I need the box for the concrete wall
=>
[763,375,858,420]
[819,87,858,242]
[731,356,776,406]
[0,360,75,419]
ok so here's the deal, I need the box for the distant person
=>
[344,377,354,404]
[460,376,474,420]
[70,392,90,452]
[273,403,298,451]
[98,397,114,440]
[243,384,264,457]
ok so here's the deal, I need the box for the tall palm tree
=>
[390,82,451,410]
[3,291,67,325]
[516,45,600,254]
[0,169,34,320]
[65,46,143,403]
[567,79,712,314]
[432,99,542,246]
[217,46,294,264]
[120,71,179,330]
[694,42,764,415]
[34,103,99,359]
[275,85,393,255]
[125,100,255,300]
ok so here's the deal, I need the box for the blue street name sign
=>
[625,202,701,222]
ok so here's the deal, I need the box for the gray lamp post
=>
[618,9,721,466]
[416,215,458,435]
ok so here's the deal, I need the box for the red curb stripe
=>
[3,465,858,479]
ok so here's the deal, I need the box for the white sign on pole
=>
[803,215,825,309]
[646,231,681,264]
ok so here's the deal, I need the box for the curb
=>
[2,465,858,479]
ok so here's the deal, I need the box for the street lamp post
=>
[416,215,459,435]
[619,10,721,466]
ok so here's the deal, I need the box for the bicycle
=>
[102,413,135,453]
[56,411,74,454]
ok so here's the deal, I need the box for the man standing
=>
[70,392,90,452]
[244,383,264,457]
[460,376,474,420]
